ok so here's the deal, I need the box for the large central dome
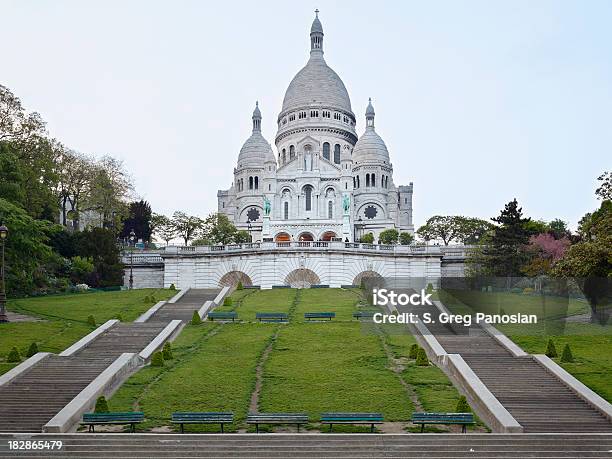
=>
[280,13,352,115]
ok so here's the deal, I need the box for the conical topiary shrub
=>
[94,396,109,413]
[236,281,244,290]
[416,347,429,366]
[456,395,471,413]
[26,342,39,358]
[191,310,202,325]
[169,283,176,291]
[560,344,573,363]
[409,343,419,359]
[150,295,157,303]
[87,315,96,327]
[7,347,22,363]
[151,351,164,367]
[144,295,151,303]
[223,297,233,307]
[162,342,173,360]
[545,339,558,358]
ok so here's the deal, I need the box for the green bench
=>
[171,412,234,433]
[256,312,288,322]
[247,412,309,433]
[304,312,335,321]
[352,311,377,320]
[411,412,475,433]
[208,312,238,322]
[320,412,384,432]
[81,412,144,433]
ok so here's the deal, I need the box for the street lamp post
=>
[247,219,252,243]
[0,224,9,323]
[129,229,135,290]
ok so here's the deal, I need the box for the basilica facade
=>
[217,12,414,243]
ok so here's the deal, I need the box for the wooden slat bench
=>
[81,412,144,433]
[247,413,308,433]
[352,311,377,320]
[411,412,475,433]
[256,312,288,322]
[304,312,335,321]
[208,312,238,322]
[320,412,384,432]
[171,412,233,433]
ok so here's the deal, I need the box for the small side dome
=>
[352,98,390,163]
[237,102,275,167]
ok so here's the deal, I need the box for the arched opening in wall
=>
[321,231,337,241]
[285,268,320,288]
[275,232,291,242]
[219,271,253,288]
[298,232,314,242]
[353,270,384,288]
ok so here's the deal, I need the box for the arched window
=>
[371,173,376,187]
[357,176,360,188]
[289,145,295,160]
[282,149,286,164]
[249,176,254,190]
[254,176,259,190]
[334,144,341,164]
[328,201,333,219]
[304,185,313,211]
[366,174,370,187]
[353,177,356,188]
[284,201,289,220]
[323,142,330,160]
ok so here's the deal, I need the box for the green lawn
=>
[109,287,465,433]
[1,288,176,375]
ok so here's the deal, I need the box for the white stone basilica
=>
[217,12,414,243]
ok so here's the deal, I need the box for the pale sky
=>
[2,0,611,229]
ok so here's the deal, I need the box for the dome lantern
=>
[252,101,262,132]
[310,9,324,54]
[366,97,375,129]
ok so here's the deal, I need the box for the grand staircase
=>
[147,289,220,323]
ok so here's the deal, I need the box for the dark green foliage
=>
[416,347,429,366]
[87,315,96,327]
[120,200,153,242]
[409,343,419,359]
[191,310,202,325]
[455,395,471,413]
[223,297,233,307]
[236,281,243,291]
[379,228,399,245]
[169,283,176,291]
[360,232,374,244]
[76,227,123,288]
[7,347,22,363]
[561,344,574,363]
[546,339,558,358]
[399,232,414,245]
[162,342,173,360]
[114,314,123,322]
[94,396,109,413]
[151,351,164,367]
[144,295,151,303]
[26,342,39,357]
[150,295,156,303]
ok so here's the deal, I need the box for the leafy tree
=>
[360,233,374,244]
[0,142,26,206]
[235,230,251,243]
[379,229,399,245]
[548,219,570,240]
[70,256,95,285]
[76,227,123,287]
[171,211,204,246]
[203,213,238,245]
[456,217,495,245]
[153,214,176,246]
[596,171,611,200]
[417,216,461,245]
[522,233,570,276]
[399,232,414,245]
[120,200,152,242]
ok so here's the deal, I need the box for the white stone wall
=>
[123,266,164,289]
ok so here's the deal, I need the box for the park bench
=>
[256,312,288,322]
[208,312,238,322]
[171,412,234,433]
[411,412,475,433]
[320,412,384,432]
[304,312,335,321]
[247,412,309,433]
[311,284,329,288]
[352,311,377,320]
[81,412,144,433]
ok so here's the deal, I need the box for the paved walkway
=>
[0,289,219,433]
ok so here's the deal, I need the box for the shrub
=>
[545,339,558,358]
[236,281,244,290]
[94,396,109,413]
[26,342,39,357]
[223,297,233,307]
[87,315,96,327]
[399,232,414,245]
[191,310,202,325]
[151,351,164,367]
[143,295,151,303]
[7,347,22,363]
[162,342,173,360]
[416,348,429,366]
[456,395,471,413]
[426,283,434,294]
[150,295,157,303]
[360,233,374,244]
[379,229,399,245]
[169,283,176,291]
[560,344,573,363]
[409,343,419,359]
